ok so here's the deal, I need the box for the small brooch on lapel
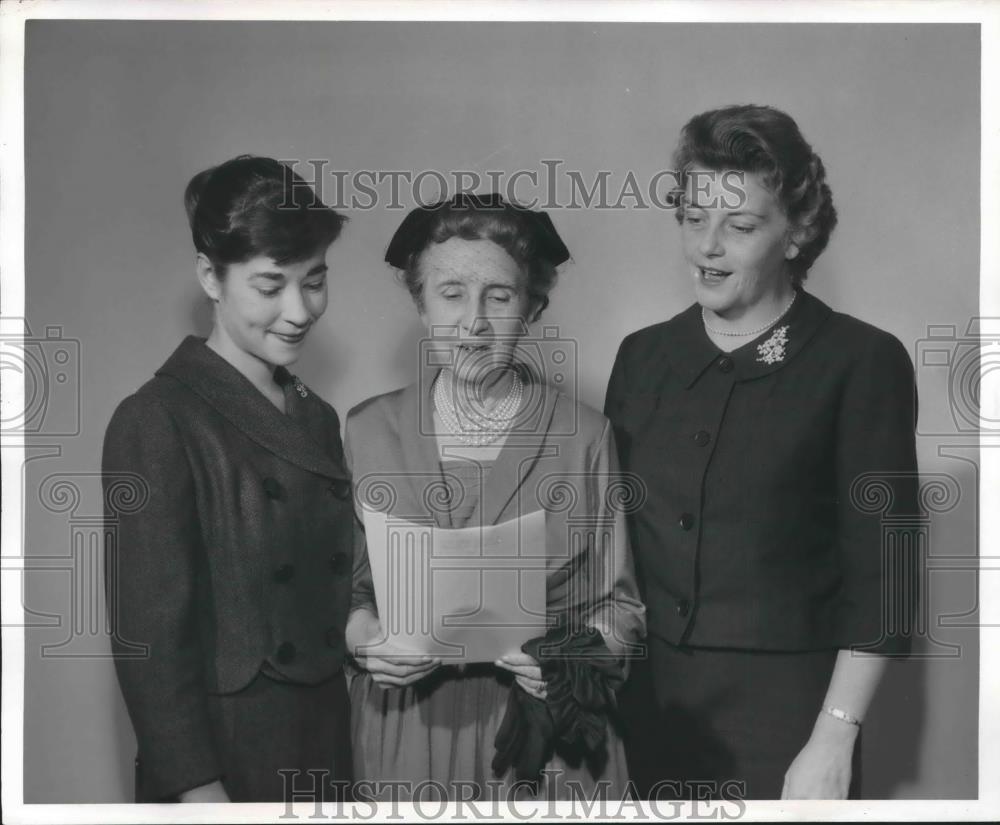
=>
[291,375,309,398]
[756,325,790,365]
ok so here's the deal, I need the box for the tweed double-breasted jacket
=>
[103,336,363,799]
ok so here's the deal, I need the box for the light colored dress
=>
[345,375,645,801]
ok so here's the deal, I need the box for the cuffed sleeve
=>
[833,332,921,655]
[103,394,221,800]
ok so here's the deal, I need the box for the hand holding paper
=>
[361,507,549,664]
[495,651,547,699]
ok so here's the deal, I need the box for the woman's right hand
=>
[356,645,442,688]
[178,779,230,802]
[347,608,440,687]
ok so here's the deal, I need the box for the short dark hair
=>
[672,104,838,283]
[386,195,569,318]
[184,155,346,275]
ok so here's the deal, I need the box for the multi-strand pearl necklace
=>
[702,291,797,338]
[432,371,524,447]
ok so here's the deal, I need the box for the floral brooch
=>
[291,375,309,398]
[756,325,790,365]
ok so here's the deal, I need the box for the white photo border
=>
[2,1,997,822]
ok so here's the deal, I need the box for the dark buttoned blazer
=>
[604,290,920,655]
[102,336,360,800]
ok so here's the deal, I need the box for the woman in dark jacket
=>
[604,105,920,799]
[103,156,358,802]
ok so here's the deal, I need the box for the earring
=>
[786,242,800,260]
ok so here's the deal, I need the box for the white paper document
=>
[361,507,549,663]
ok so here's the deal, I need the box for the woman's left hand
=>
[495,652,547,700]
[781,715,857,799]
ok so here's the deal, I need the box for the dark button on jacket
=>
[605,291,920,655]
[102,336,362,802]
[329,480,351,500]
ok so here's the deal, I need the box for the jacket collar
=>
[670,289,832,389]
[396,367,560,527]
[156,336,348,480]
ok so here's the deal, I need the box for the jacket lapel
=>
[156,337,348,480]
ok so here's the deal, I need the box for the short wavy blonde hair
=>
[672,104,838,285]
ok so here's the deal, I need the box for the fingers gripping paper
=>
[361,507,549,663]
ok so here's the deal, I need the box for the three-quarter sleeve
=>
[343,415,377,617]
[603,336,632,461]
[833,332,921,655]
[102,394,221,800]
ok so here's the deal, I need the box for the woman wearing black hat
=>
[344,195,646,799]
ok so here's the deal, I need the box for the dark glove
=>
[531,626,625,753]
[491,679,555,783]
[493,626,625,783]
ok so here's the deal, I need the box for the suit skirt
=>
[136,668,353,803]
[621,635,861,800]
[208,669,353,802]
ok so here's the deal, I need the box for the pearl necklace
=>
[433,371,524,447]
[702,291,797,338]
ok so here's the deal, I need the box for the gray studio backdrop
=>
[22,21,979,801]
